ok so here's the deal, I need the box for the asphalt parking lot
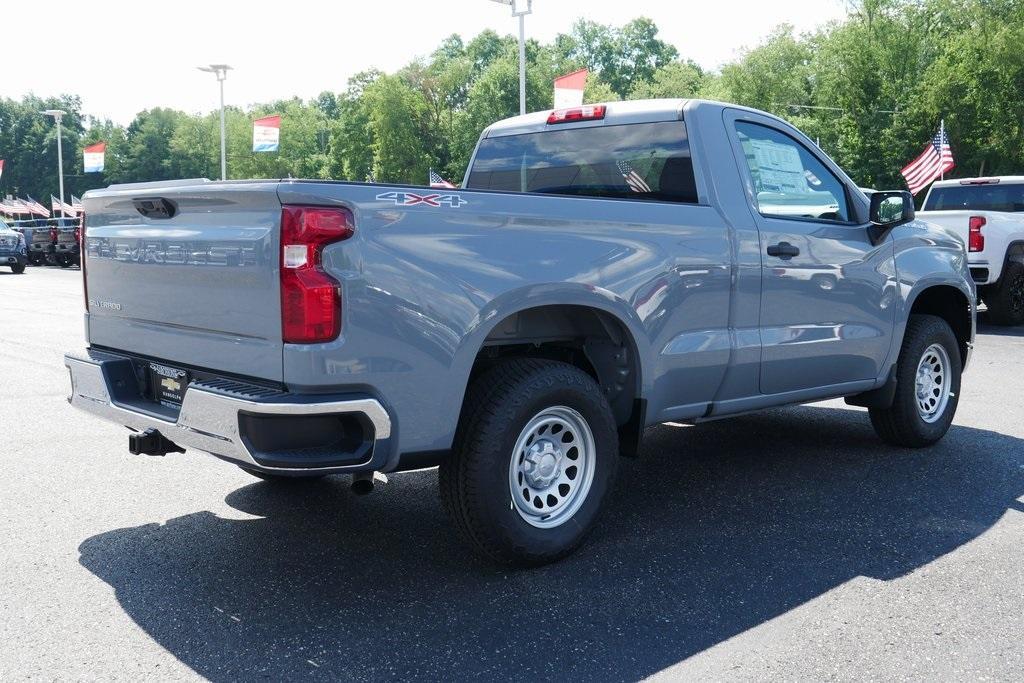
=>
[1,266,1022,681]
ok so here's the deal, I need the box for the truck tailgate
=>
[83,181,284,382]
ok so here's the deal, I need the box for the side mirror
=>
[868,190,915,245]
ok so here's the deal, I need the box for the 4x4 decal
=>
[375,191,467,208]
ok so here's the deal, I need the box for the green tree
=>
[553,18,678,98]
[715,26,814,116]
[332,69,382,181]
[363,75,432,184]
[629,61,706,99]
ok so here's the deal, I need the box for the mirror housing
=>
[867,190,915,245]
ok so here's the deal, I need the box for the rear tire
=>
[984,261,1024,326]
[439,358,618,566]
[869,314,961,447]
[58,254,71,268]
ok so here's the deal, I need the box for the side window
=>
[735,121,850,223]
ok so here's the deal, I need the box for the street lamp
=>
[198,64,232,180]
[489,0,533,116]
[41,109,66,217]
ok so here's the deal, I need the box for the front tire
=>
[440,359,618,566]
[984,261,1024,326]
[11,263,25,274]
[869,314,961,447]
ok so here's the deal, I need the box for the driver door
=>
[726,112,897,395]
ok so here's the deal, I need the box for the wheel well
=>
[1002,241,1024,274]
[469,305,640,428]
[909,286,972,365]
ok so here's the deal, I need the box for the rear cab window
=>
[924,183,1024,212]
[466,121,699,204]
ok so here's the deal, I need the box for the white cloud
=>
[3,0,846,124]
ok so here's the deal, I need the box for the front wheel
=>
[869,314,961,447]
[984,261,1024,326]
[11,263,25,274]
[440,359,618,566]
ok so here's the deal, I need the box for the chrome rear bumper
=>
[64,349,393,473]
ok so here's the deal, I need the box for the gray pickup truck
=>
[66,99,975,565]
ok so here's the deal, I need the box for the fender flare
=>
[445,284,651,436]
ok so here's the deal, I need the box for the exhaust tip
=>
[351,471,386,495]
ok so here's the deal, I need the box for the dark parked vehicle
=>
[22,217,80,266]
[0,218,28,273]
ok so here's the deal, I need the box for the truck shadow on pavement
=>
[78,405,1024,682]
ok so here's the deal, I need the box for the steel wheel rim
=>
[509,406,596,529]
[914,343,951,423]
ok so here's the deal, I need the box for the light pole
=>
[41,109,66,217]
[489,0,533,116]
[198,64,231,180]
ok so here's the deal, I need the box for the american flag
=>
[616,160,652,193]
[25,196,50,217]
[429,168,456,189]
[71,195,84,214]
[901,128,955,195]
[52,195,76,214]
[4,198,28,215]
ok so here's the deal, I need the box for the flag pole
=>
[940,118,945,181]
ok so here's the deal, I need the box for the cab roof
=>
[483,98,690,138]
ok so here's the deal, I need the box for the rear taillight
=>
[547,105,606,124]
[49,227,58,243]
[280,205,354,344]
[968,215,986,253]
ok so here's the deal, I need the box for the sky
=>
[4,0,848,125]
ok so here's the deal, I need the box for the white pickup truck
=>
[920,177,1024,325]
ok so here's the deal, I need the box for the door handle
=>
[767,242,800,259]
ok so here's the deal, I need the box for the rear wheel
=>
[440,358,618,566]
[984,261,1024,326]
[57,254,71,268]
[869,314,961,447]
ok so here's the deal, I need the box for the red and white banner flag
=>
[0,159,4,181]
[554,69,588,109]
[253,115,281,152]
[84,142,106,173]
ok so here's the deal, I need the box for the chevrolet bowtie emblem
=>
[161,377,181,392]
